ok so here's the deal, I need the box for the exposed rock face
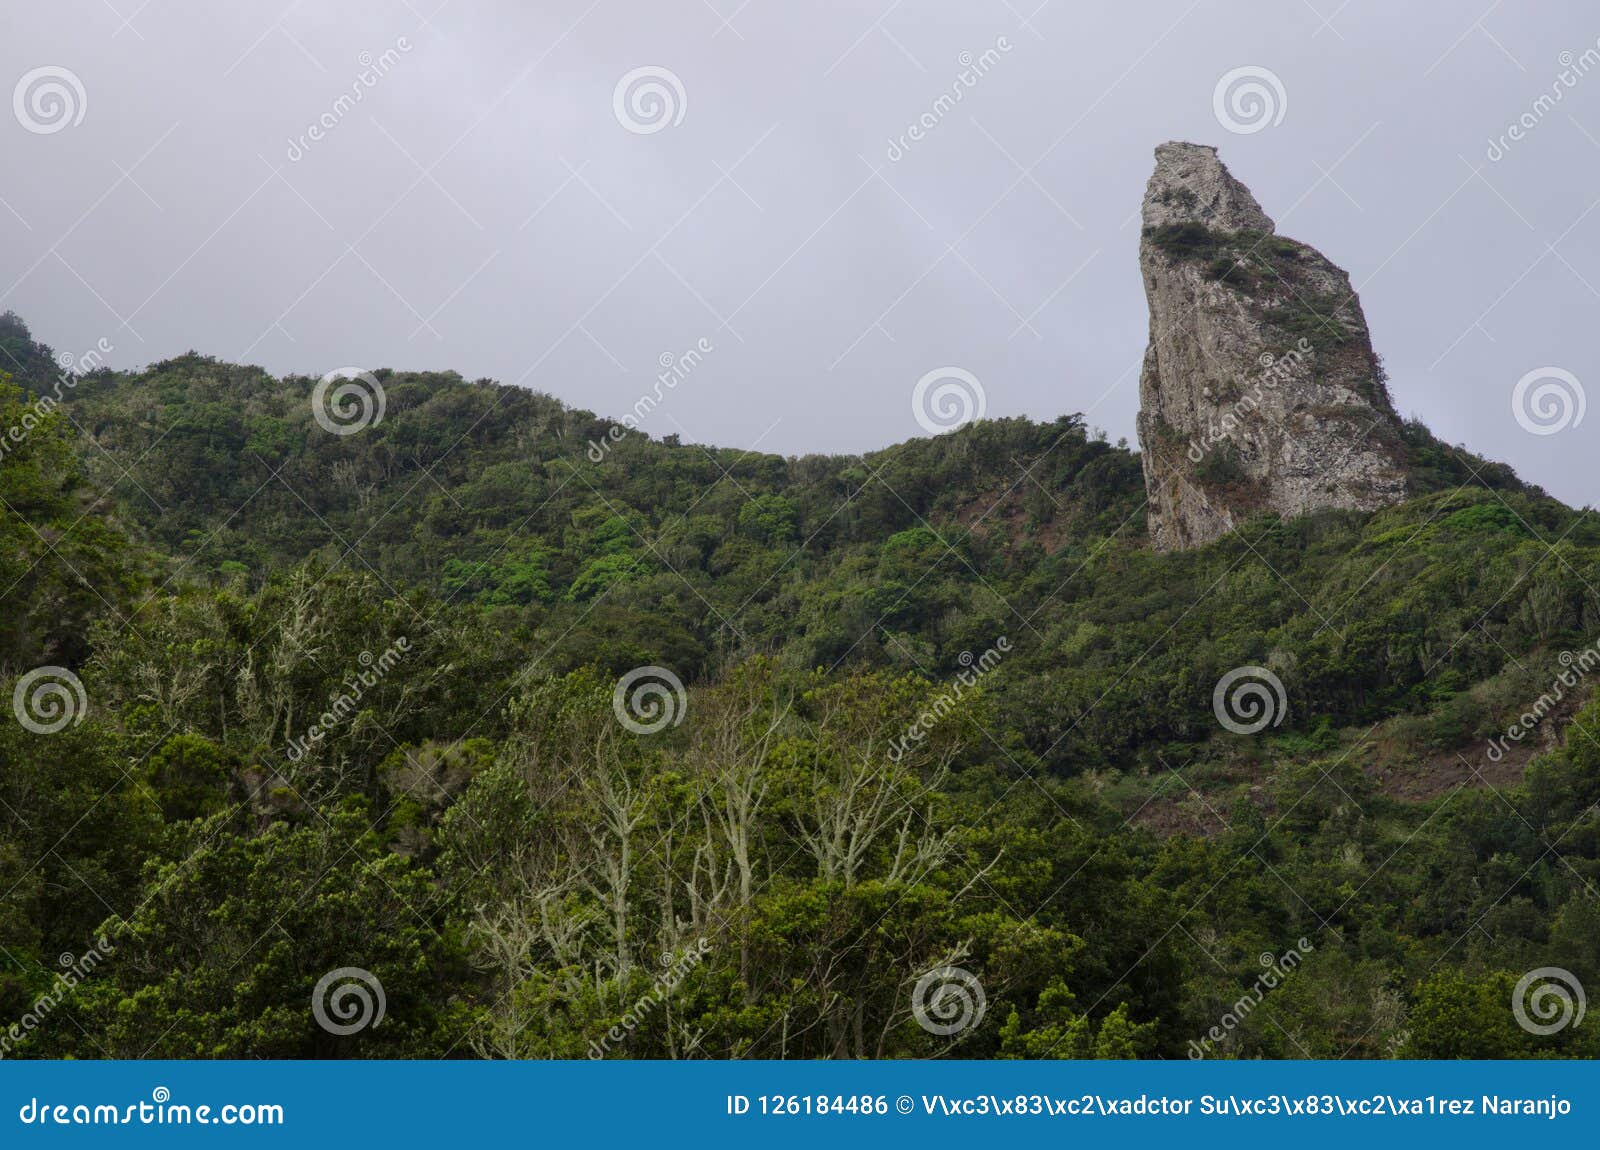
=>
[1134,142,1409,551]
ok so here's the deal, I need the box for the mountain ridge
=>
[3,300,1600,1061]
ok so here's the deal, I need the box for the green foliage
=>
[1262,296,1355,348]
[0,373,140,666]
[441,545,554,606]
[2,316,1596,1062]
[1146,222,1223,259]
[737,493,798,544]
[1399,969,1597,1059]
[51,807,477,1058]
[1192,446,1245,489]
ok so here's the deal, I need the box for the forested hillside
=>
[2,311,1597,1059]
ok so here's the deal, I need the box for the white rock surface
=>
[1134,142,1410,551]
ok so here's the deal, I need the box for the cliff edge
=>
[1135,142,1409,550]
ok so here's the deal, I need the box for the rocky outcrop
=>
[1134,142,1409,551]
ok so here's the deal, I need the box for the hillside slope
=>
[0,315,1596,1061]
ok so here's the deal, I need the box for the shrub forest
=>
[2,310,1598,1060]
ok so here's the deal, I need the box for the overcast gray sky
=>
[3,1,1597,505]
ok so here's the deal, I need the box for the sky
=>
[3,0,1597,505]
